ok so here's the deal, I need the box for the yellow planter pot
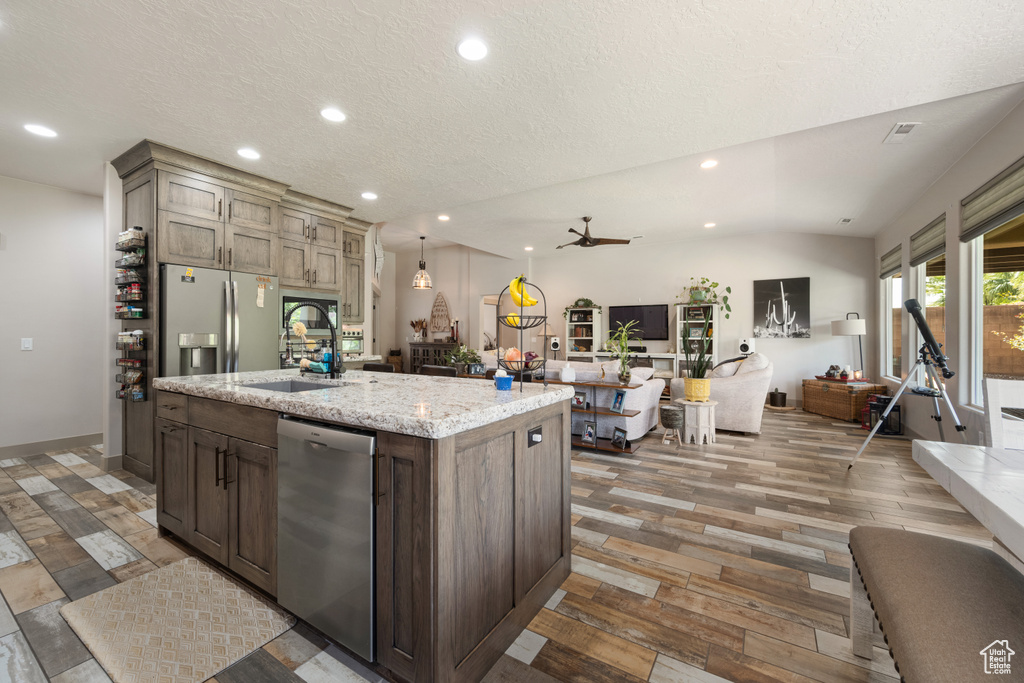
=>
[684,377,711,402]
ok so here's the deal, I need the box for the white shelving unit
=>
[676,303,718,377]
[566,307,602,358]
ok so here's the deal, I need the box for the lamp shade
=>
[831,319,866,336]
[412,235,432,289]
[542,323,556,337]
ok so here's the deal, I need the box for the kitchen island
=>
[152,369,573,683]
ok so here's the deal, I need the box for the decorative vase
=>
[560,365,576,383]
[618,363,631,384]
[453,362,467,375]
[688,288,707,304]
[684,377,711,402]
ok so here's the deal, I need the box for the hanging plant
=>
[677,277,732,319]
[563,297,602,319]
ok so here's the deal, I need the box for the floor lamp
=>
[831,313,866,378]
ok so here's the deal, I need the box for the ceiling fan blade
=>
[590,238,631,246]
[555,240,581,249]
[567,228,586,238]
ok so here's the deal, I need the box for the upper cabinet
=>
[341,228,366,323]
[342,231,364,258]
[159,173,224,222]
[226,189,276,233]
[312,215,342,250]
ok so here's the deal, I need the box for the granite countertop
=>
[152,369,573,439]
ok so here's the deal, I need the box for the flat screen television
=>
[608,304,669,341]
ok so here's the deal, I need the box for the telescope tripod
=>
[847,343,966,469]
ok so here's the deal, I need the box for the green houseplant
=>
[679,277,732,401]
[607,320,642,383]
[445,344,481,374]
[563,297,601,319]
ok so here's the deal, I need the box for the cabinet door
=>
[376,433,433,682]
[187,427,230,564]
[279,207,312,243]
[343,257,364,322]
[155,418,189,537]
[311,246,340,291]
[280,240,310,288]
[226,224,279,276]
[159,172,224,222]
[158,211,225,269]
[312,215,342,250]
[343,230,365,258]
[226,189,277,233]
[227,438,277,595]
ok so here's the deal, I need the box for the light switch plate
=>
[21,338,33,351]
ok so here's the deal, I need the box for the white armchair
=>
[670,353,773,434]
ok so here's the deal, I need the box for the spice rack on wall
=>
[115,228,147,401]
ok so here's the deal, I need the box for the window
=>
[880,246,902,378]
[962,154,1024,405]
[972,215,1024,403]
[911,215,946,386]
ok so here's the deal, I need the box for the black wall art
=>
[753,277,811,338]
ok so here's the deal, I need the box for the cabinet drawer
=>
[189,396,278,447]
[156,391,188,422]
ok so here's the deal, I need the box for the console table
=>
[409,341,455,374]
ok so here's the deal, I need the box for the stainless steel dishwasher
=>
[277,416,376,662]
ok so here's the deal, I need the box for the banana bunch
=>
[506,313,520,326]
[509,275,538,307]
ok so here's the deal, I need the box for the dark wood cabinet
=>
[157,392,279,595]
[154,417,188,538]
[187,426,231,564]
[409,342,455,374]
[227,438,277,594]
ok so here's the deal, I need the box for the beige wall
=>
[0,174,104,448]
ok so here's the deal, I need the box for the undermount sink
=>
[241,380,334,393]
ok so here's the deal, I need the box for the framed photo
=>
[611,427,628,450]
[609,388,626,414]
[581,420,597,445]
[572,390,588,409]
[688,327,704,338]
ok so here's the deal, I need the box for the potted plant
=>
[679,278,732,401]
[445,344,482,375]
[563,297,601,319]
[607,320,642,384]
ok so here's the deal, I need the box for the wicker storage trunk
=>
[802,380,888,421]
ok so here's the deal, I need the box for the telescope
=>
[904,299,954,379]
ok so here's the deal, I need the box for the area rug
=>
[60,556,295,683]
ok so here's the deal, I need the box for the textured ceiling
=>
[2,0,1024,251]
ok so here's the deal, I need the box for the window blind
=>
[961,154,1024,242]
[880,246,901,279]
[909,214,946,267]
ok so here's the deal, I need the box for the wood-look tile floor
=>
[0,411,992,682]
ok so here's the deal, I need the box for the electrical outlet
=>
[20,338,32,351]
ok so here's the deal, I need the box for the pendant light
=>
[412,236,432,289]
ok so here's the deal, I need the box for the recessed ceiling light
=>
[524,246,534,251]
[457,37,488,61]
[704,222,716,228]
[237,148,260,160]
[320,107,346,122]
[361,192,378,200]
[24,124,57,138]
[700,159,718,169]
[437,215,450,221]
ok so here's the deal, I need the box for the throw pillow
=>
[631,367,655,382]
[711,361,741,378]
[735,353,769,375]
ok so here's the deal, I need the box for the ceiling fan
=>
[555,216,631,249]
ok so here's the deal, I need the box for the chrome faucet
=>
[284,301,344,379]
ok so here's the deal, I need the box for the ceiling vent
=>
[883,122,922,144]
[837,218,853,224]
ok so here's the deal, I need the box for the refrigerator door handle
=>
[232,281,241,372]
[224,281,233,372]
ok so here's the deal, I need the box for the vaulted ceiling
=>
[2,0,1023,256]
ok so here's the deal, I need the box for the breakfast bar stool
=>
[676,399,717,445]
[660,405,685,446]
[849,526,1024,681]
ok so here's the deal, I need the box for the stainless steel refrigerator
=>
[160,264,281,377]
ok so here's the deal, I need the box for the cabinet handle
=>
[228,203,232,221]
[305,269,309,285]
[305,225,310,239]
[373,448,382,504]
[223,451,233,490]
[228,248,232,267]
[313,225,317,241]
[218,199,222,218]
[218,246,222,264]
[215,446,224,487]
[313,270,317,286]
